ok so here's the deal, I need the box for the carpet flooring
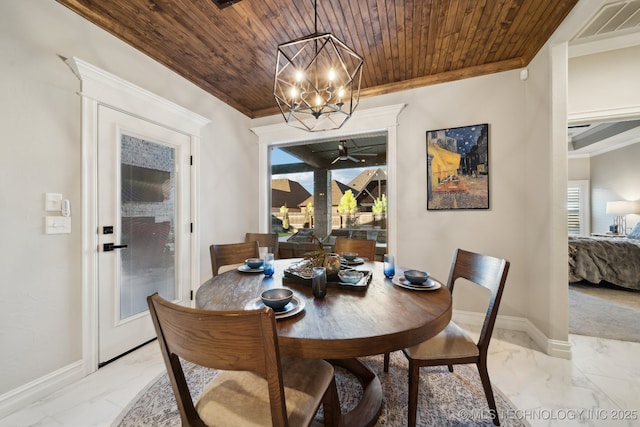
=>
[569,281,640,342]
[113,352,528,427]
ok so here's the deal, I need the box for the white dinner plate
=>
[237,264,264,273]
[392,276,442,291]
[244,295,306,320]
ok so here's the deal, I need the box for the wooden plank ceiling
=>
[56,0,578,119]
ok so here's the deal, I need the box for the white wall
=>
[0,0,256,399]
[568,157,590,180]
[590,143,640,233]
[569,147,640,235]
[524,42,570,343]
[363,72,531,319]
[569,45,640,118]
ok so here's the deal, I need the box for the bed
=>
[568,232,640,291]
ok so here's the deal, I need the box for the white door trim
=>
[66,57,209,374]
[251,104,406,257]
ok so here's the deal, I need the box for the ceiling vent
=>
[574,0,640,40]
[211,0,241,9]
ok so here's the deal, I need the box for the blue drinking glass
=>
[263,253,275,277]
[383,254,395,278]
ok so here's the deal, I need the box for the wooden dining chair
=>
[392,248,510,427]
[245,232,280,259]
[209,241,259,276]
[147,293,342,427]
[334,237,376,261]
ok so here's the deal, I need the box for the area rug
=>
[569,282,640,343]
[113,352,528,426]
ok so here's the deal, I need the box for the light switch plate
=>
[46,216,71,234]
[45,193,63,211]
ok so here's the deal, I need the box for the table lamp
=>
[606,200,636,235]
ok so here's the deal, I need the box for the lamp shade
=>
[606,200,636,215]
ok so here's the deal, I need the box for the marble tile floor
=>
[1,329,638,427]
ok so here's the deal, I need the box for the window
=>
[269,136,388,253]
[253,103,404,259]
[567,180,590,235]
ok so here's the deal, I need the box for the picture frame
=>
[426,123,489,210]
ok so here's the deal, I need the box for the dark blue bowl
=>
[404,270,429,285]
[261,288,293,310]
[245,258,264,269]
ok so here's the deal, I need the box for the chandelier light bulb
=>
[315,94,323,107]
[295,70,304,82]
[290,86,298,99]
[328,68,336,81]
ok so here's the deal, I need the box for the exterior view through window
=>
[271,134,388,261]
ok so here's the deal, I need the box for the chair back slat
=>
[447,248,510,352]
[402,249,510,427]
[147,294,288,426]
[210,241,260,276]
[245,232,280,259]
[334,238,377,261]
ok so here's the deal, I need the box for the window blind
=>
[567,187,581,235]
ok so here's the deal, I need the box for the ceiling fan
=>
[331,141,376,164]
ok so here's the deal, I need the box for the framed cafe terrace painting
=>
[426,123,489,210]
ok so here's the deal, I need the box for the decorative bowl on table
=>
[338,270,364,284]
[261,288,293,311]
[404,270,429,285]
[341,252,359,261]
[245,258,264,269]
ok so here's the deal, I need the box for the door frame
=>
[67,58,210,374]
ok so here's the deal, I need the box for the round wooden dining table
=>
[196,259,452,426]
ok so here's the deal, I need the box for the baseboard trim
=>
[0,360,85,419]
[453,310,572,360]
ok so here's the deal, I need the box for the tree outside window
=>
[338,190,358,228]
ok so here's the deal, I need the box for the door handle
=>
[103,243,128,252]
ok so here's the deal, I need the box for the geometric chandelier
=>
[273,0,364,132]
